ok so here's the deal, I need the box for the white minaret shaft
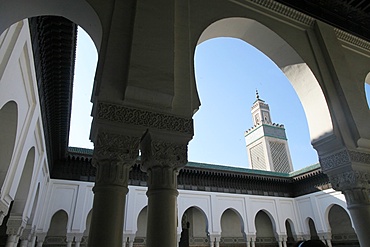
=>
[245,91,293,173]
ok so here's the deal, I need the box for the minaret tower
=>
[244,91,293,173]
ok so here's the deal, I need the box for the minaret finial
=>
[256,89,259,99]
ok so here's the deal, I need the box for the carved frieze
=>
[320,149,370,172]
[247,0,314,26]
[97,102,193,135]
[319,149,351,171]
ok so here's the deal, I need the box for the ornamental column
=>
[141,131,189,247]
[88,132,140,247]
[320,149,370,247]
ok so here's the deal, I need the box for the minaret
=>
[244,91,293,173]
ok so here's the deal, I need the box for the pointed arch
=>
[306,217,319,240]
[255,210,278,245]
[0,0,102,50]
[220,208,245,242]
[180,206,209,247]
[135,206,147,243]
[11,147,35,216]
[46,210,68,238]
[196,17,333,143]
[0,101,18,191]
[327,204,359,245]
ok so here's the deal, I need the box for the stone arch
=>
[305,217,319,240]
[254,210,278,246]
[326,204,359,245]
[135,206,147,243]
[0,101,18,191]
[46,210,69,241]
[10,147,35,216]
[220,208,245,243]
[196,17,332,143]
[180,206,209,247]
[365,72,370,109]
[83,210,92,237]
[285,218,296,244]
[27,183,40,226]
[0,0,102,50]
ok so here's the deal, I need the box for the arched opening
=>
[135,206,147,246]
[220,208,245,246]
[68,26,97,149]
[285,219,296,247]
[255,210,277,247]
[365,72,370,109]
[307,218,319,240]
[0,101,18,190]
[10,147,35,216]
[328,205,359,246]
[45,210,68,244]
[180,207,208,247]
[83,210,92,244]
[191,17,331,170]
[0,0,102,50]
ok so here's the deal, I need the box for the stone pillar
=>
[28,235,36,247]
[127,234,135,247]
[88,132,140,247]
[319,232,332,247]
[19,239,28,247]
[74,233,83,247]
[6,215,26,247]
[35,233,46,247]
[320,149,370,247]
[141,132,189,247]
[5,235,18,247]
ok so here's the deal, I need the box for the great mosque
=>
[0,1,369,247]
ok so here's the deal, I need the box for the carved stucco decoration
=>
[319,149,351,171]
[319,149,370,171]
[97,102,194,135]
[141,135,188,191]
[328,170,369,191]
[92,132,140,187]
[6,216,27,235]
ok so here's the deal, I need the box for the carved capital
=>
[6,216,27,235]
[343,188,370,207]
[96,102,194,135]
[141,136,188,170]
[328,170,369,191]
[141,132,188,191]
[93,132,140,187]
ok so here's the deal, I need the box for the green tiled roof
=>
[185,162,291,177]
[67,147,321,177]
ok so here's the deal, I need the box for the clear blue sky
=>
[69,28,370,171]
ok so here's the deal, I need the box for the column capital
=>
[141,131,188,192]
[6,215,27,235]
[92,131,140,187]
[93,131,140,163]
[141,133,188,171]
[328,169,370,191]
